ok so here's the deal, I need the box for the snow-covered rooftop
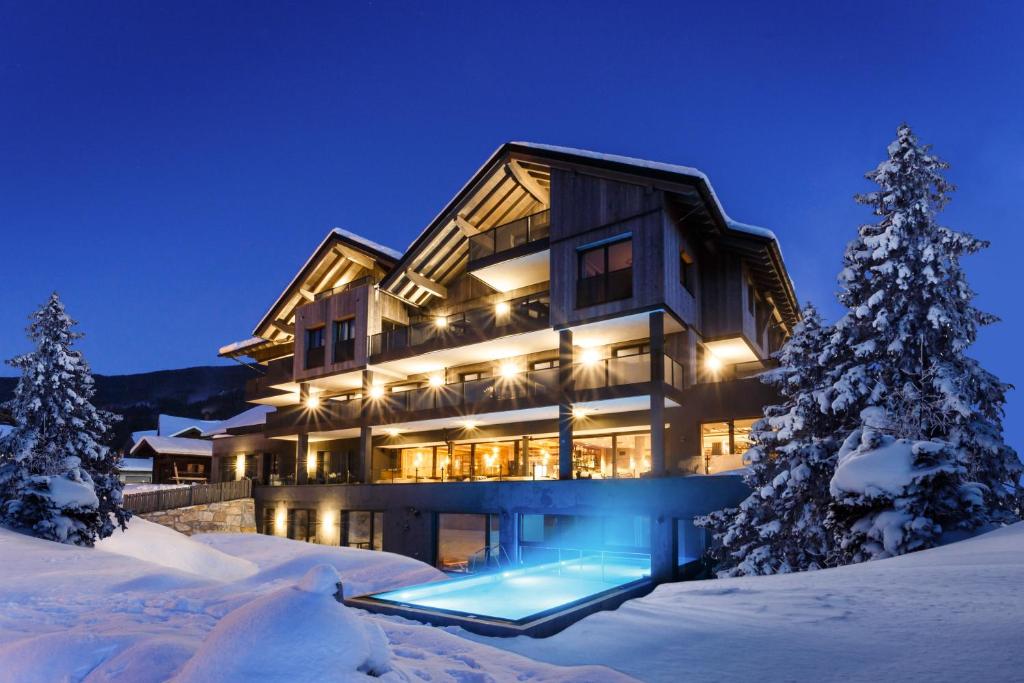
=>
[332,228,403,260]
[159,415,220,438]
[130,436,213,457]
[511,142,780,242]
[217,336,267,356]
[118,457,153,472]
[202,405,275,437]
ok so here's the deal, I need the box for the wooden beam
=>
[454,214,480,236]
[335,244,375,270]
[404,269,447,298]
[298,288,315,302]
[507,160,549,205]
[270,321,295,336]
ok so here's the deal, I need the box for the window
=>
[459,371,484,382]
[286,509,317,543]
[680,250,695,295]
[340,510,383,550]
[576,237,633,307]
[436,513,499,572]
[613,343,649,358]
[701,418,758,474]
[519,514,650,556]
[333,318,356,362]
[305,326,325,368]
[262,507,278,536]
[531,359,558,371]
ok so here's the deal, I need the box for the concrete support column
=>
[295,432,309,485]
[557,328,574,480]
[649,311,666,477]
[650,513,676,582]
[359,370,374,483]
[498,510,519,565]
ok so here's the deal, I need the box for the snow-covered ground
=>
[0,519,629,682]
[477,522,1024,682]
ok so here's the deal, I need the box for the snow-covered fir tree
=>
[698,304,846,576]
[821,124,1021,560]
[0,293,129,545]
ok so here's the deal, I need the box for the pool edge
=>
[344,578,656,638]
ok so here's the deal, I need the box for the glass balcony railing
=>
[576,268,633,308]
[368,291,550,359]
[467,210,550,264]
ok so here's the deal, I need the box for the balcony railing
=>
[468,210,551,265]
[245,355,294,398]
[313,275,373,301]
[333,338,356,363]
[305,346,325,369]
[576,268,633,308]
[368,291,550,359]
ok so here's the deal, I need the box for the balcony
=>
[245,355,294,400]
[305,346,325,369]
[368,291,551,361]
[576,268,633,308]
[468,210,550,268]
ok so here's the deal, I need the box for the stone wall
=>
[140,498,256,535]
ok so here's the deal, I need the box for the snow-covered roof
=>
[218,337,268,356]
[159,414,221,438]
[118,457,153,472]
[131,429,158,443]
[202,405,275,437]
[130,436,213,457]
[333,228,403,260]
[512,142,780,242]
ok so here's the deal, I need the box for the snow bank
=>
[172,565,394,682]
[98,518,257,581]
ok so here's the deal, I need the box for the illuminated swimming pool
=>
[353,553,651,630]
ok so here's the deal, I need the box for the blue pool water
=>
[369,554,651,622]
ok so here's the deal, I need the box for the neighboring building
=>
[131,435,213,484]
[118,457,155,484]
[216,143,798,581]
[125,407,277,484]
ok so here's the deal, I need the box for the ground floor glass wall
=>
[436,513,499,572]
[700,418,757,474]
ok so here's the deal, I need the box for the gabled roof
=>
[249,228,401,350]
[201,405,274,437]
[379,142,798,326]
[130,436,213,457]
[159,414,220,438]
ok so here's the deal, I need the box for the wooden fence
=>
[124,479,253,515]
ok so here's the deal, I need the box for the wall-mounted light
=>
[498,360,519,378]
[429,374,444,387]
[572,407,592,419]
[234,454,246,480]
[369,384,385,399]
[705,354,723,372]
[274,506,287,536]
[495,301,510,316]
[462,420,478,430]
[305,393,321,409]
[434,316,448,328]
[581,347,601,365]
[385,427,401,438]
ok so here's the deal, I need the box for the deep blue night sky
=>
[2,1,1022,447]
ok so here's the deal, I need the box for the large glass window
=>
[305,326,325,368]
[614,433,651,478]
[526,438,558,479]
[519,514,651,554]
[701,418,758,474]
[436,513,499,572]
[341,510,383,550]
[333,318,356,362]
[577,237,633,307]
[286,509,317,543]
[472,441,515,479]
[572,435,613,478]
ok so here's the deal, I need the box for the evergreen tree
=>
[0,293,129,545]
[698,304,845,576]
[821,124,1021,558]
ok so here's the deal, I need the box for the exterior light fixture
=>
[369,384,385,399]
[572,407,591,419]
[495,301,510,316]
[234,453,246,478]
[305,393,321,409]
[462,420,478,430]
[429,374,444,387]
[434,316,448,328]
[705,354,723,372]
[581,347,601,365]
[385,427,401,438]
[499,361,519,378]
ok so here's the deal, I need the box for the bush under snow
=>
[172,564,396,682]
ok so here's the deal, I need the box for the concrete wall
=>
[140,498,256,536]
